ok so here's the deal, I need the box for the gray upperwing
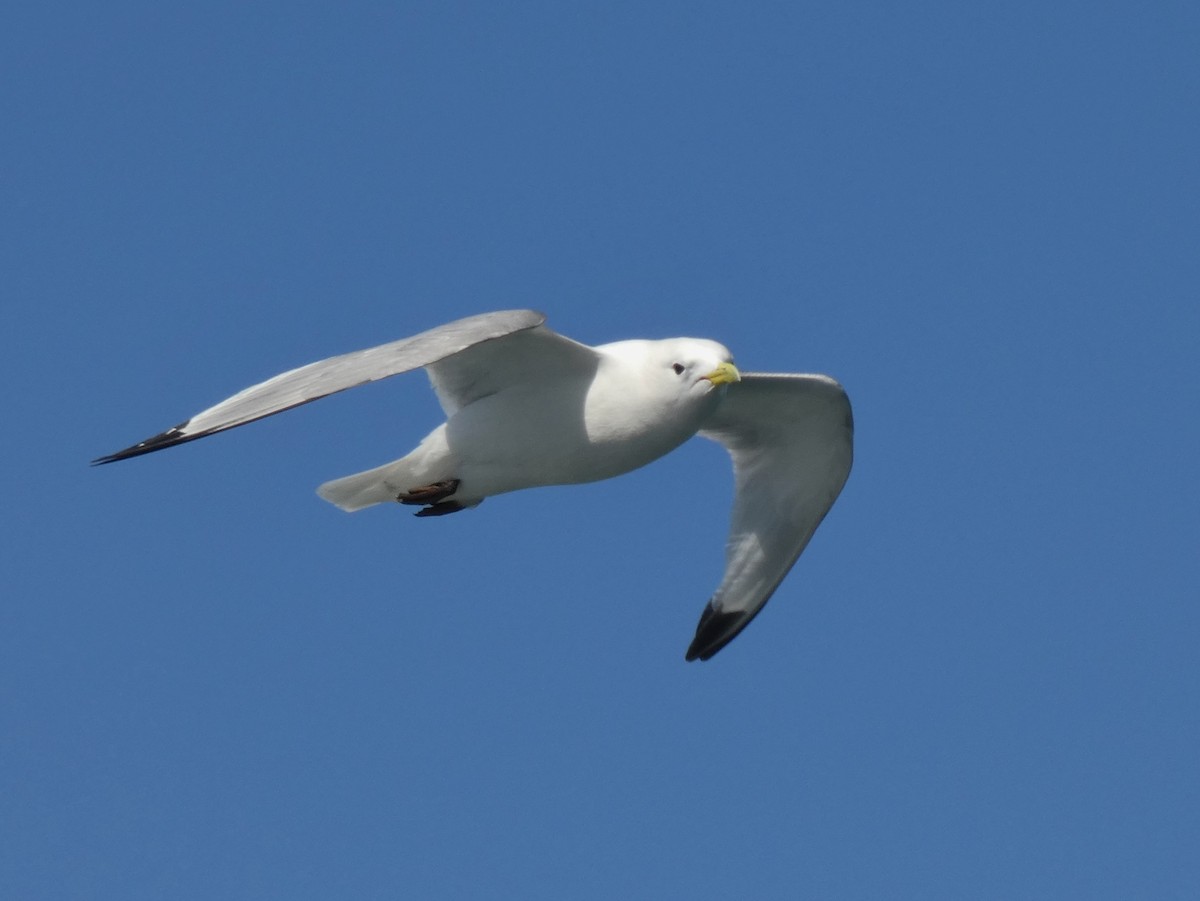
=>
[93,309,546,464]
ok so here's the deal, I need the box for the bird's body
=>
[96,311,852,660]
[320,337,734,511]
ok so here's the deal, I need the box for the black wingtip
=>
[684,602,749,662]
[91,421,196,465]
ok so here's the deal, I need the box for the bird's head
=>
[658,338,741,399]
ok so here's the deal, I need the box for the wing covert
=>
[425,324,600,415]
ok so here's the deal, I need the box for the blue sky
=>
[3,2,1198,898]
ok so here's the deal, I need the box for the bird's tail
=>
[317,460,408,512]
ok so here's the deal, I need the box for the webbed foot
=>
[413,500,467,518]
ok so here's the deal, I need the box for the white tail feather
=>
[317,461,406,512]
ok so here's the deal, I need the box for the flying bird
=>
[95,310,853,660]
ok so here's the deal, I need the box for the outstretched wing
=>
[93,309,549,464]
[687,374,853,661]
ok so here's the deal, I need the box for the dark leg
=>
[397,479,460,506]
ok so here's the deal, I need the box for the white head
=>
[597,337,741,411]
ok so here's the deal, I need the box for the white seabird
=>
[95,310,853,660]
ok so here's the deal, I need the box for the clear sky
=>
[3,2,1198,898]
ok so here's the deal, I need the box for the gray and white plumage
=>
[95,310,853,661]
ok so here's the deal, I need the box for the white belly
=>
[444,381,715,500]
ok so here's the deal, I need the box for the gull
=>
[95,310,853,660]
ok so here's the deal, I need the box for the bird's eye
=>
[672,363,685,375]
